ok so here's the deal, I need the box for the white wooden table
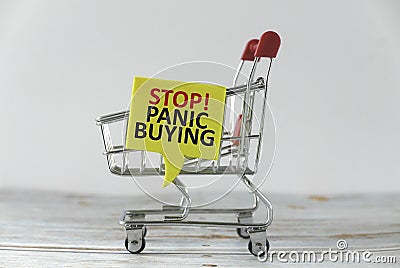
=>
[0,190,399,267]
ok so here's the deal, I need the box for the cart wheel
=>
[125,237,146,254]
[236,227,250,239]
[248,238,269,257]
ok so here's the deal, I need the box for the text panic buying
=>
[132,88,218,147]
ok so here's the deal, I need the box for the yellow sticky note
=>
[125,77,226,187]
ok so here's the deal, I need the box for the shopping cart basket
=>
[96,31,281,257]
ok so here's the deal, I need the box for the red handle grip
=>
[241,39,259,61]
[254,31,281,58]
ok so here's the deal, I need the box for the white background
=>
[1,0,399,195]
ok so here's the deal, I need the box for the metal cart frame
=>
[96,31,281,257]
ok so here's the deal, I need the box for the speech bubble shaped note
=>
[125,77,226,187]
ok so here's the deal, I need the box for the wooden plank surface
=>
[0,190,399,267]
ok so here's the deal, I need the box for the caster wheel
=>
[125,237,146,254]
[236,227,250,239]
[248,239,269,257]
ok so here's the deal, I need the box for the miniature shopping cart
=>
[96,31,281,257]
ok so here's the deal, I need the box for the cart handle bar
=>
[241,31,281,61]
